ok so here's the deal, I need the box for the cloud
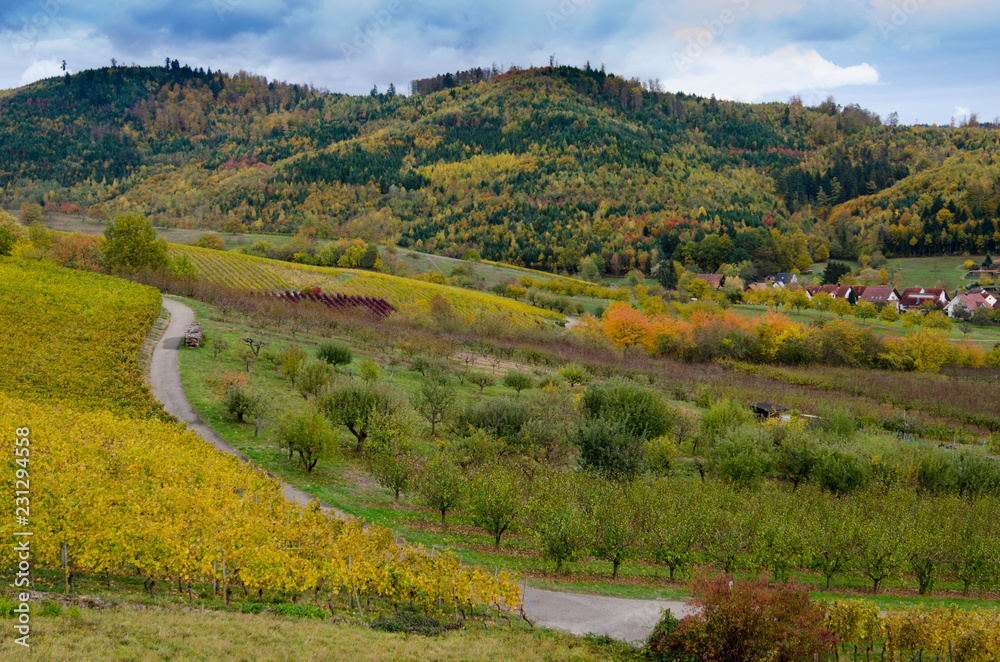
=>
[20,58,64,85]
[666,44,879,101]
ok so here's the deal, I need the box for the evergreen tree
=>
[658,259,678,290]
[822,261,852,285]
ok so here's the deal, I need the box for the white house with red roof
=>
[945,292,997,318]
[853,286,901,311]
[898,287,950,310]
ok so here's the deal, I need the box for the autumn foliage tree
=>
[600,302,649,354]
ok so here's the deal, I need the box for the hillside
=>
[1,63,999,279]
[170,244,565,325]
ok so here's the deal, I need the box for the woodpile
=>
[184,324,204,348]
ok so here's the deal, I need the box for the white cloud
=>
[19,59,65,85]
[664,44,879,101]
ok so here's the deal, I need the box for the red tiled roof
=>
[856,286,898,302]
[696,274,723,289]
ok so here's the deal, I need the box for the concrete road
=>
[522,586,696,644]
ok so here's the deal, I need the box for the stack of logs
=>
[184,324,204,348]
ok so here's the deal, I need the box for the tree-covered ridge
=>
[2,63,998,273]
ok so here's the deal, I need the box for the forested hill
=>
[2,62,999,275]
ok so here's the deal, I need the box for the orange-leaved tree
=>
[601,302,650,354]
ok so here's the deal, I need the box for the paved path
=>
[151,297,336,512]
[149,296,692,643]
[522,586,696,644]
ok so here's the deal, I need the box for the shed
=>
[750,402,790,418]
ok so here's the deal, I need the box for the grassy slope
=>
[174,296,1000,608]
[0,609,618,662]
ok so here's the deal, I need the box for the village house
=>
[695,273,724,290]
[944,292,997,318]
[898,287,950,311]
[771,273,798,288]
[804,285,854,300]
[853,286,901,311]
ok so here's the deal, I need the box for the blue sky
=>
[1,0,996,125]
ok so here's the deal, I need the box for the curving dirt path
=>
[149,296,693,642]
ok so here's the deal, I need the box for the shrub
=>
[195,233,225,250]
[222,384,259,423]
[316,341,352,369]
[359,358,381,383]
[645,574,834,662]
[236,602,265,614]
[814,448,869,494]
[558,363,591,387]
[39,601,62,617]
[646,436,680,475]
[454,396,530,442]
[277,408,335,472]
[817,405,857,438]
[581,377,675,439]
[706,426,776,488]
[0,598,17,617]
[0,226,14,256]
[371,612,447,636]
[296,360,333,400]
[577,416,647,479]
[698,399,754,453]
[271,604,327,619]
[503,370,534,395]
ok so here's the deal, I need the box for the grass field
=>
[0,608,622,661]
[810,256,981,291]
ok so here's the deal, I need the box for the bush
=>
[39,601,62,617]
[0,598,17,617]
[581,377,675,439]
[646,436,680,475]
[271,603,327,619]
[706,426,776,488]
[645,574,834,662]
[817,405,857,438]
[371,612,448,636]
[277,409,335,472]
[0,226,13,256]
[316,341,352,368]
[222,384,258,423]
[502,370,534,395]
[814,448,869,494]
[455,397,530,442]
[698,399,754,453]
[236,602,266,614]
[577,416,647,479]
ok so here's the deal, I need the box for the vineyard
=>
[0,258,168,420]
[171,244,564,326]
[0,393,520,615]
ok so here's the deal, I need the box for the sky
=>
[1,0,997,125]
